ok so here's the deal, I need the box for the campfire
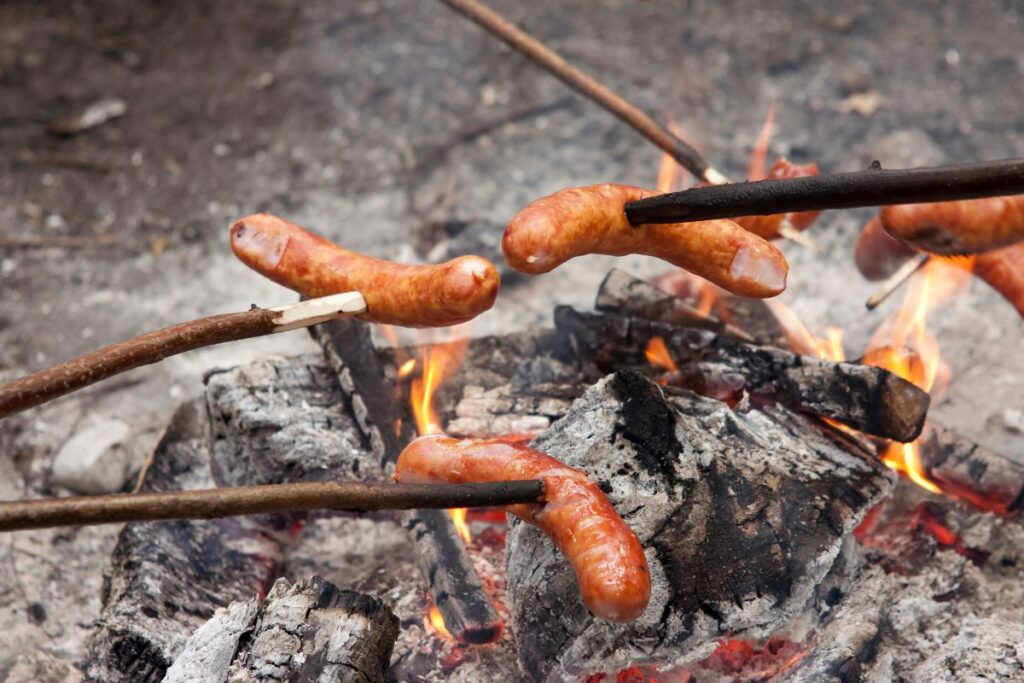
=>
[2,1,1024,682]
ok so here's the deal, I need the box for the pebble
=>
[51,418,134,495]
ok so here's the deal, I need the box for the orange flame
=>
[410,334,469,435]
[747,101,776,181]
[449,507,472,544]
[644,337,678,373]
[863,257,975,493]
[765,300,846,362]
[409,330,472,542]
[426,604,454,640]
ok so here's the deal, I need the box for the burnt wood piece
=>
[86,401,284,683]
[164,576,398,683]
[446,382,584,438]
[596,269,753,341]
[554,306,930,442]
[310,320,502,644]
[599,268,792,349]
[918,423,1024,514]
[506,371,893,681]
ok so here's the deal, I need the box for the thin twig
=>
[866,254,930,310]
[624,158,1024,224]
[437,0,722,184]
[0,234,117,249]
[0,480,545,532]
[0,292,367,419]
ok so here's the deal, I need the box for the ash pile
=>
[9,269,1024,683]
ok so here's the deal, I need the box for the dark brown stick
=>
[437,0,722,184]
[0,293,365,418]
[0,480,544,532]
[312,318,505,645]
[625,158,1024,224]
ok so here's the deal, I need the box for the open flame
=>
[862,257,974,493]
[644,337,678,375]
[426,604,454,639]
[408,331,472,543]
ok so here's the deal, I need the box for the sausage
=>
[974,242,1024,318]
[733,158,823,239]
[769,158,822,231]
[855,215,918,281]
[230,213,500,327]
[503,184,788,298]
[394,434,651,622]
[880,194,1024,255]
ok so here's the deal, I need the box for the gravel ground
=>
[0,0,1022,676]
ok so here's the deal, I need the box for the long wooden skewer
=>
[437,0,725,185]
[0,292,366,419]
[866,254,930,310]
[0,480,545,532]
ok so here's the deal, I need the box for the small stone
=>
[51,418,133,494]
[1002,408,1024,434]
[5,647,83,683]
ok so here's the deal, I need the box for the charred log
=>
[554,306,930,442]
[506,370,893,681]
[86,401,283,683]
[310,320,502,644]
[918,423,1024,514]
[596,269,753,341]
[164,576,398,683]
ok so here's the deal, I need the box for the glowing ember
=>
[644,337,678,375]
[397,357,417,379]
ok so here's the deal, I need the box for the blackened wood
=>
[596,269,754,341]
[310,320,503,644]
[554,306,930,442]
[624,158,1024,224]
[918,423,1024,514]
[607,269,791,347]
[86,401,283,683]
[506,371,893,680]
[165,576,398,683]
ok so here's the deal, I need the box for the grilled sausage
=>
[975,242,1024,318]
[394,434,651,622]
[855,215,918,281]
[734,158,823,239]
[880,195,1024,255]
[503,184,788,298]
[230,214,500,327]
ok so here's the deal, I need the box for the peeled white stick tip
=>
[270,292,367,331]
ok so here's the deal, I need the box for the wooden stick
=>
[0,479,544,532]
[0,292,366,418]
[624,158,1024,224]
[865,254,930,310]
[437,0,722,184]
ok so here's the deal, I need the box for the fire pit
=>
[2,2,1023,682]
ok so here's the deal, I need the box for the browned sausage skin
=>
[394,434,651,622]
[230,213,500,327]
[975,242,1024,318]
[503,184,788,298]
[855,216,918,281]
[880,195,1024,255]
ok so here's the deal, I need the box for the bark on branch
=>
[0,480,544,532]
